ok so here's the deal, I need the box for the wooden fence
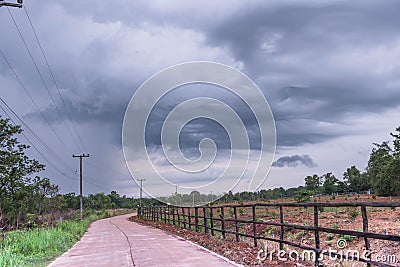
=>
[138,202,400,267]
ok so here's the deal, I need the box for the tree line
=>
[218,125,400,203]
[297,125,400,199]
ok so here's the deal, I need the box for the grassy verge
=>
[0,210,133,267]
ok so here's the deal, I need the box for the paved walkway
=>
[48,214,239,267]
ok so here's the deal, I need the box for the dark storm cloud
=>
[204,0,400,146]
[2,0,400,194]
[19,0,400,150]
[143,84,262,154]
[272,154,317,168]
[208,1,400,67]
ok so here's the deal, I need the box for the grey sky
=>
[1,0,400,197]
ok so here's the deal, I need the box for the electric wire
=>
[0,48,74,155]
[0,97,73,172]
[0,100,77,181]
[7,7,83,153]
[0,102,120,193]
[23,5,86,152]
[3,8,136,194]
[21,7,130,184]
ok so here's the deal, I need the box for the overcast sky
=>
[1,0,400,197]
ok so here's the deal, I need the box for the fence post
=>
[167,205,170,224]
[279,206,284,251]
[234,206,239,242]
[154,206,159,222]
[195,207,199,232]
[177,208,180,227]
[210,207,214,236]
[172,206,176,225]
[314,206,320,267]
[166,206,169,224]
[252,204,257,247]
[361,206,371,267]
[182,207,186,229]
[221,207,226,239]
[164,206,167,224]
[188,207,192,230]
[203,207,208,233]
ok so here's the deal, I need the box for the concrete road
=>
[48,214,240,267]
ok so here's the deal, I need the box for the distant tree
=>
[294,189,311,203]
[343,166,370,193]
[366,130,400,196]
[391,126,400,158]
[322,173,339,195]
[336,180,349,194]
[305,174,321,194]
[64,192,80,210]
[31,177,60,216]
[285,187,300,198]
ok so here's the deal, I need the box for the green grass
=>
[0,211,128,267]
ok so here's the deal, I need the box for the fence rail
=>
[138,202,400,267]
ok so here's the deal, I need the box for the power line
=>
[7,7,83,152]
[2,7,131,195]
[0,48,74,155]
[23,5,86,152]
[0,97,73,172]
[0,100,114,193]
[0,100,76,179]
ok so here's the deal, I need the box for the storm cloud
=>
[1,0,400,195]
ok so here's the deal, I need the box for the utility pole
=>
[0,0,23,8]
[73,154,89,219]
[138,179,145,207]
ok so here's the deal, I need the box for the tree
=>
[390,126,400,158]
[0,116,45,228]
[366,141,399,196]
[322,173,339,195]
[32,177,60,216]
[305,174,321,194]
[294,189,311,203]
[343,166,370,193]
